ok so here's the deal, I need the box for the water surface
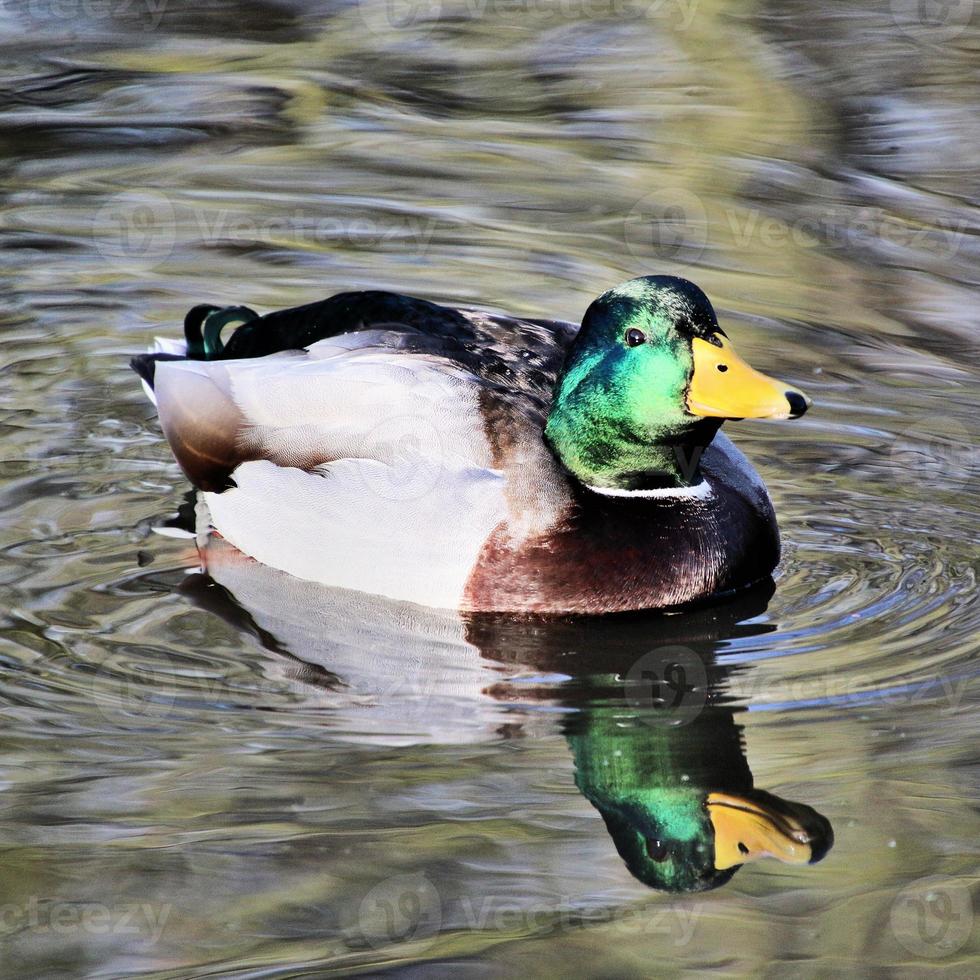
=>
[1,1,978,976]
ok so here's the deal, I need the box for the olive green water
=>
[1,1,978,976]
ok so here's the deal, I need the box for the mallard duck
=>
[133,276,810,614]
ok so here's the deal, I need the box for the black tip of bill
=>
[785,391,810,419]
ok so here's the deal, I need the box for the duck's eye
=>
[625,328,646,347]
[644,838,669,862]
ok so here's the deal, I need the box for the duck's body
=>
[134,278,808,614]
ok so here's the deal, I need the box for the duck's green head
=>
[545,276,810,490]
[592,787,833,893]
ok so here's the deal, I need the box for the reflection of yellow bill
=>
[707,792,815,869]
[687,337,810,420]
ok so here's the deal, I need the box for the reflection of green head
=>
[567,707,832,893]
[586,784,737,893]
[567,708,745,892]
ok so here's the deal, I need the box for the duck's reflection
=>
[466,597,833,892]
[178,527,833,893]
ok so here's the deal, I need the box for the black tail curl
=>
[184,304,259,360]
[130,304,260,391]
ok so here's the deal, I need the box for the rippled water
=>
[1,1,978,976]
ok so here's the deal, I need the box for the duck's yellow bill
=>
[707,792,815,869]
[687,337,810,420]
